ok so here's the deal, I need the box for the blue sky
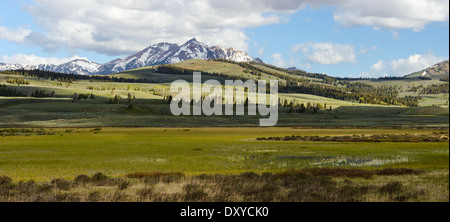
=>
[0,0,448,77]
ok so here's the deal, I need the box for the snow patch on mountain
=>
[0,59,100,75]
[1,38,257,75]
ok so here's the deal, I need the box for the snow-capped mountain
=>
[0,62,59,74]
[97,42,180,74]
[0,63,31,70]
[0,59,100,75]
[0,38,257,75]
[210,46,254,63]
[96,38,256,74]
[54,59,101,75]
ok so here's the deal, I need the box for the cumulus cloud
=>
[292,42,356,65]
[272,53,287,67]
[331,0,449,31]
[271,53,296,68]
[0,26,31,44]
[13,0,309,56]
[390,53,446,76]
[1,54,87,65]
[370,60,385,73]
[1,0,447,57]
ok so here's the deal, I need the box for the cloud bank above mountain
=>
[0,0,447,57]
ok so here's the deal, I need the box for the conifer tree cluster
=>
[0,84,27,97]
[108,95,122,104]
[32,90,55,98]
[72,93,95,102]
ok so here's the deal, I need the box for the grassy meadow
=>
[0,61,449,202]
[0,127,448,180]
[0,127,448,202]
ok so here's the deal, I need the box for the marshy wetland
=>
[0,127,448,202]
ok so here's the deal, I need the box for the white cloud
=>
[1,54,87,65]
[271,53,296,68]
[1,0,446,57]
[15,0,308,56]
[272,53,287,67]
[370,60,385,73]
[390,53,446,76]
[298,63,311,69]
[0,26,31,44]
[292,42,356,65]
[331,0,449,31]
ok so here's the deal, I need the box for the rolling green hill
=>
[404,60,449,81]
[0,60,448,128]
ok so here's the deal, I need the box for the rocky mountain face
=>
[0,38,256,75]
[96,38,255,74]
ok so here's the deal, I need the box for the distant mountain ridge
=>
[0,38,256,75]
[0,59,101,75]
[404,60,449,81]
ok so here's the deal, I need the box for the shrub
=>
[309,168,375,178]
[91,172,108,182]
[126,171,184,183]
[0,176,12,186]
[136,187,154,201]
[380,181,403,195]
[126,171,184,179]
[87,191,101,202]
[116,180,131,190]
[90,172,114,186]
[55,192,69,202]
[183,184,208,201]
[51,179,71,191]
[111,191,127,202]
[376,168,425,176]
[17,180,37,195]
[66,193,82,202]
[240,172,259,180]
[74,174,90,184]
[37,183,53,192]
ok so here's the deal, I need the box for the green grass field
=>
[1,62,449,202]
[0,127,448,181]
[1,72,448,128]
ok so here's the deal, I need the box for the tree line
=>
[0,69,159,83]
[408,83,449,94]
[0,84,54,98]
[0,84,27,97]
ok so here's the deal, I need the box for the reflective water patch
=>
[313,155,410,167]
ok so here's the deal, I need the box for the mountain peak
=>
[253,58,264,63]
[69,58,97,63]
[1,38,257,75]
[286,66,298,71]
[186,38,199,43]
